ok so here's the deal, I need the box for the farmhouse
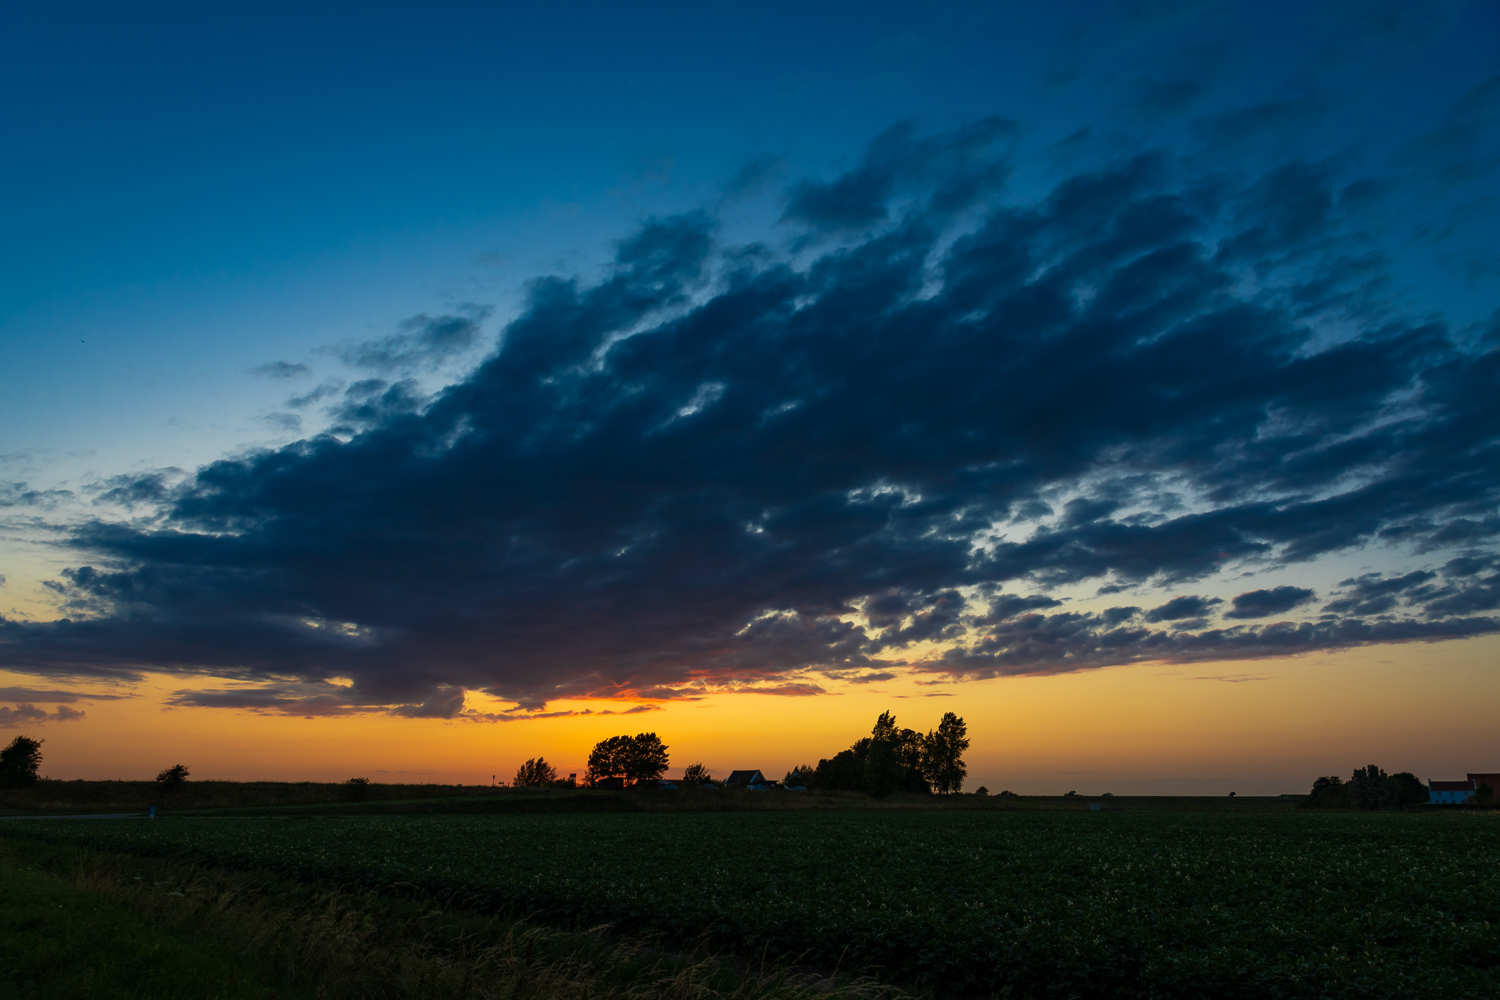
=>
[1428,779,1476,804]
[1466,773,1499,795]
[724,769,769,789]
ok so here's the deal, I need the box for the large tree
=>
[622,732,670,785]
[815,711,964,796]
[0,735,43,787]
[586,733,669,786]
[923,712,970,795]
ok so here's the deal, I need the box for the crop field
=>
[12,808,1499,999]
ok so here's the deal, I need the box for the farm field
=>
[11,808,1499,999]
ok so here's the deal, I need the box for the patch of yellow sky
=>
[8,633,1498,795]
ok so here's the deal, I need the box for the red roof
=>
[1466,773,1500,790]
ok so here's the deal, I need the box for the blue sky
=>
[1,1,1498,728]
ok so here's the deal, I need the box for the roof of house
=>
[725,769,765,785]
[1466,773,1500,788]
[1429,779,1477,791]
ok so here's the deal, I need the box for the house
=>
[1466,773,1500,796]
[1428,779,1476,804]
[593,776,625,790]
[724,769,767,789]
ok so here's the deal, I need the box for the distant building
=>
[725,769,768,789]
[1466,773,1500,796]
[1428,779,1476,804]
[593,776,625,790]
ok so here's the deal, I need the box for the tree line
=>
[788,710,969,797]
[1305,764,1492,809]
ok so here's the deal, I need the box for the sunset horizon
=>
[3,1,1497,799]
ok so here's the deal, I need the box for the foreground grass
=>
[0,841,289,999]
[15,808,1499,999]
[0,837,895,1000]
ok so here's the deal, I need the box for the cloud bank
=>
[2,121,1497,716]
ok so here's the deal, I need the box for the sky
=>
[1,1,1497,793]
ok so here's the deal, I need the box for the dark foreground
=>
[4,793,1496,999]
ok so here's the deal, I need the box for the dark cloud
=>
[3,120,1499,712]
[0,703,86,727]
[1394,76,1500,192]
[328,307,492,374]
[1145,595,1222,622]
[249,361,311,379]
[782,117,1016,231]
[926,610,1497,681]
[1,481,75,509]
[287,380,345,409]
[1224,586,1317,619]
[1323,570,1437,616]
[0,686,128,703]
[1192,98,1324,155]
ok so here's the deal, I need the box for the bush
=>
[344,777,371,801]
[682,762,711,784]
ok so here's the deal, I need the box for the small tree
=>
[514,757,558,788]
[0,736,44,787]
[682,762,711,784]
[344,776,371,801]
[156,764,190,788]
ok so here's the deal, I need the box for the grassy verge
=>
[0,835,895,1000]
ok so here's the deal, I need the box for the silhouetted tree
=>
[586,735,632,785]
[1391,771,1428,806]
[514,757,558,787]
[1304,774,1351,808]
[586,733,669,786]
[783,764,815,787]
[812,710,961,796]
[344,776,371,801]
[922,712,969,794]
[623,733,669,785]
[682,762,711,784]
[0,736,43,787]
[813,746,866,791]
[1349,764,1398,810]
[156,764,190,788]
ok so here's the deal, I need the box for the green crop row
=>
[12,809,1498,998]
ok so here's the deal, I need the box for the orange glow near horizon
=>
[7,634,1497,795]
